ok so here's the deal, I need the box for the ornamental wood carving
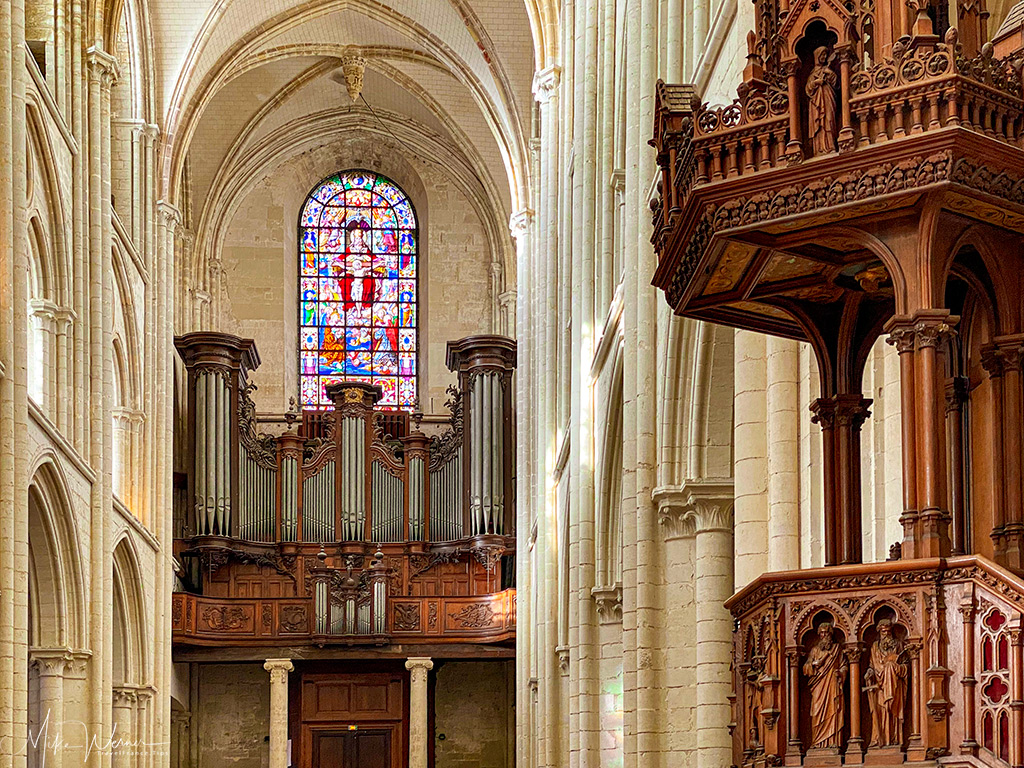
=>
[652,0,1024,574]
[726,556,1024,766]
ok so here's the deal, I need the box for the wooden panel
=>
[315,684,352,714]
[303,674,403,722]
[352,684,391,716]
[352,731,390,768]
[313,735,346,768]
[309,728,396,768]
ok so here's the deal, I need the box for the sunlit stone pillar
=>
[405,658,433,768]
[688,482,735,768]
[31,650,70,768]
[111,686,137,768]
[264,659,293,768]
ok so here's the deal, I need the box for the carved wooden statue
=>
[805,47,838,156]
[863,618,907,747]
[803,621,846,748]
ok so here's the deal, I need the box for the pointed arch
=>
[27,457,86,649]
[596,335,624,587]
[112,537,148,685]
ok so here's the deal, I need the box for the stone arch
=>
[112,537,147,686]
[27,457,85,649]
[596,334,624,587]
[660,317,735,486]
[24,102,70,306]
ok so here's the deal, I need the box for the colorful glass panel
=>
[299,171,418,409]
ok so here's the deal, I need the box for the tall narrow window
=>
[299,171,418,409]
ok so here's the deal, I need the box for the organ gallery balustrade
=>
[172,332,516,647]
[729,556,1024,766]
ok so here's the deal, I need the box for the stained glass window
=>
[299,170,418,409]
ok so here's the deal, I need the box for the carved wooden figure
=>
[805,47,838,156]
[864,618,908,748]
[803,621,847,749]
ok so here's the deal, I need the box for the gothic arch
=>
[160,0,531,213]
[27,458,86,650]
[24,101,70,307]
[596,334,624,587]
[659,318,735,486]
[112,537,148,686]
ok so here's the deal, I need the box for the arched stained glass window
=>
[299,170,418,409]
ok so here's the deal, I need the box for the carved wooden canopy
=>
[650,0,1024,366]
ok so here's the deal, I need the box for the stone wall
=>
[218,137,498,414]
[434,660,514,768]
[195,664,270,768]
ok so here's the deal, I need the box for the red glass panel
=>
[1000,712,1009,761]
[983,676,1008,704]
[998,635,1009,670]
[985,609,1006,632]
[983,712,994,751]
[983,636,994,672]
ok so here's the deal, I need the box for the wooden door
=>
[312,731,391,768]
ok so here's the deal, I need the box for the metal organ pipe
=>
[492,372,504,535]
[217,375,229,534]
[471,377,483,534]
[195,372,208,534]
[205,371,217,533]
[356,419,365,537]
[481,372,493,535]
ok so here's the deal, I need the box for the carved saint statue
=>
[864,618,907,747]
[803,621,847,749]
[806,46,838,156]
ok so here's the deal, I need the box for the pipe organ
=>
[172,332,517,647]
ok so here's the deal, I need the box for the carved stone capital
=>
[264,658,294,685]
[991,335,1024,373]
[63,651,92,680]
[30,648,73,677]
[86,46,120,87]
[509,209,535,241]
[157,200,182,229]
[886,324,918,354]
[654,480,734,539]
[592,583,623,624]
[405,657,434,684]
[555,645,570,676]
[532,66,561,103]
[112,686,139,708]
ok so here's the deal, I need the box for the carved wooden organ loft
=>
[651,0,1024,763]
[171,332,517,647]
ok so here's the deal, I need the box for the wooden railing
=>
[727,555,1024,766]
[171,587,516,646]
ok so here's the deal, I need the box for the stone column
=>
[264,659,293,768]
[31,650,70,768]
[112,687,137,768]
[170,708,191,768]
[684,482,735,768]
[405,658,433,768]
